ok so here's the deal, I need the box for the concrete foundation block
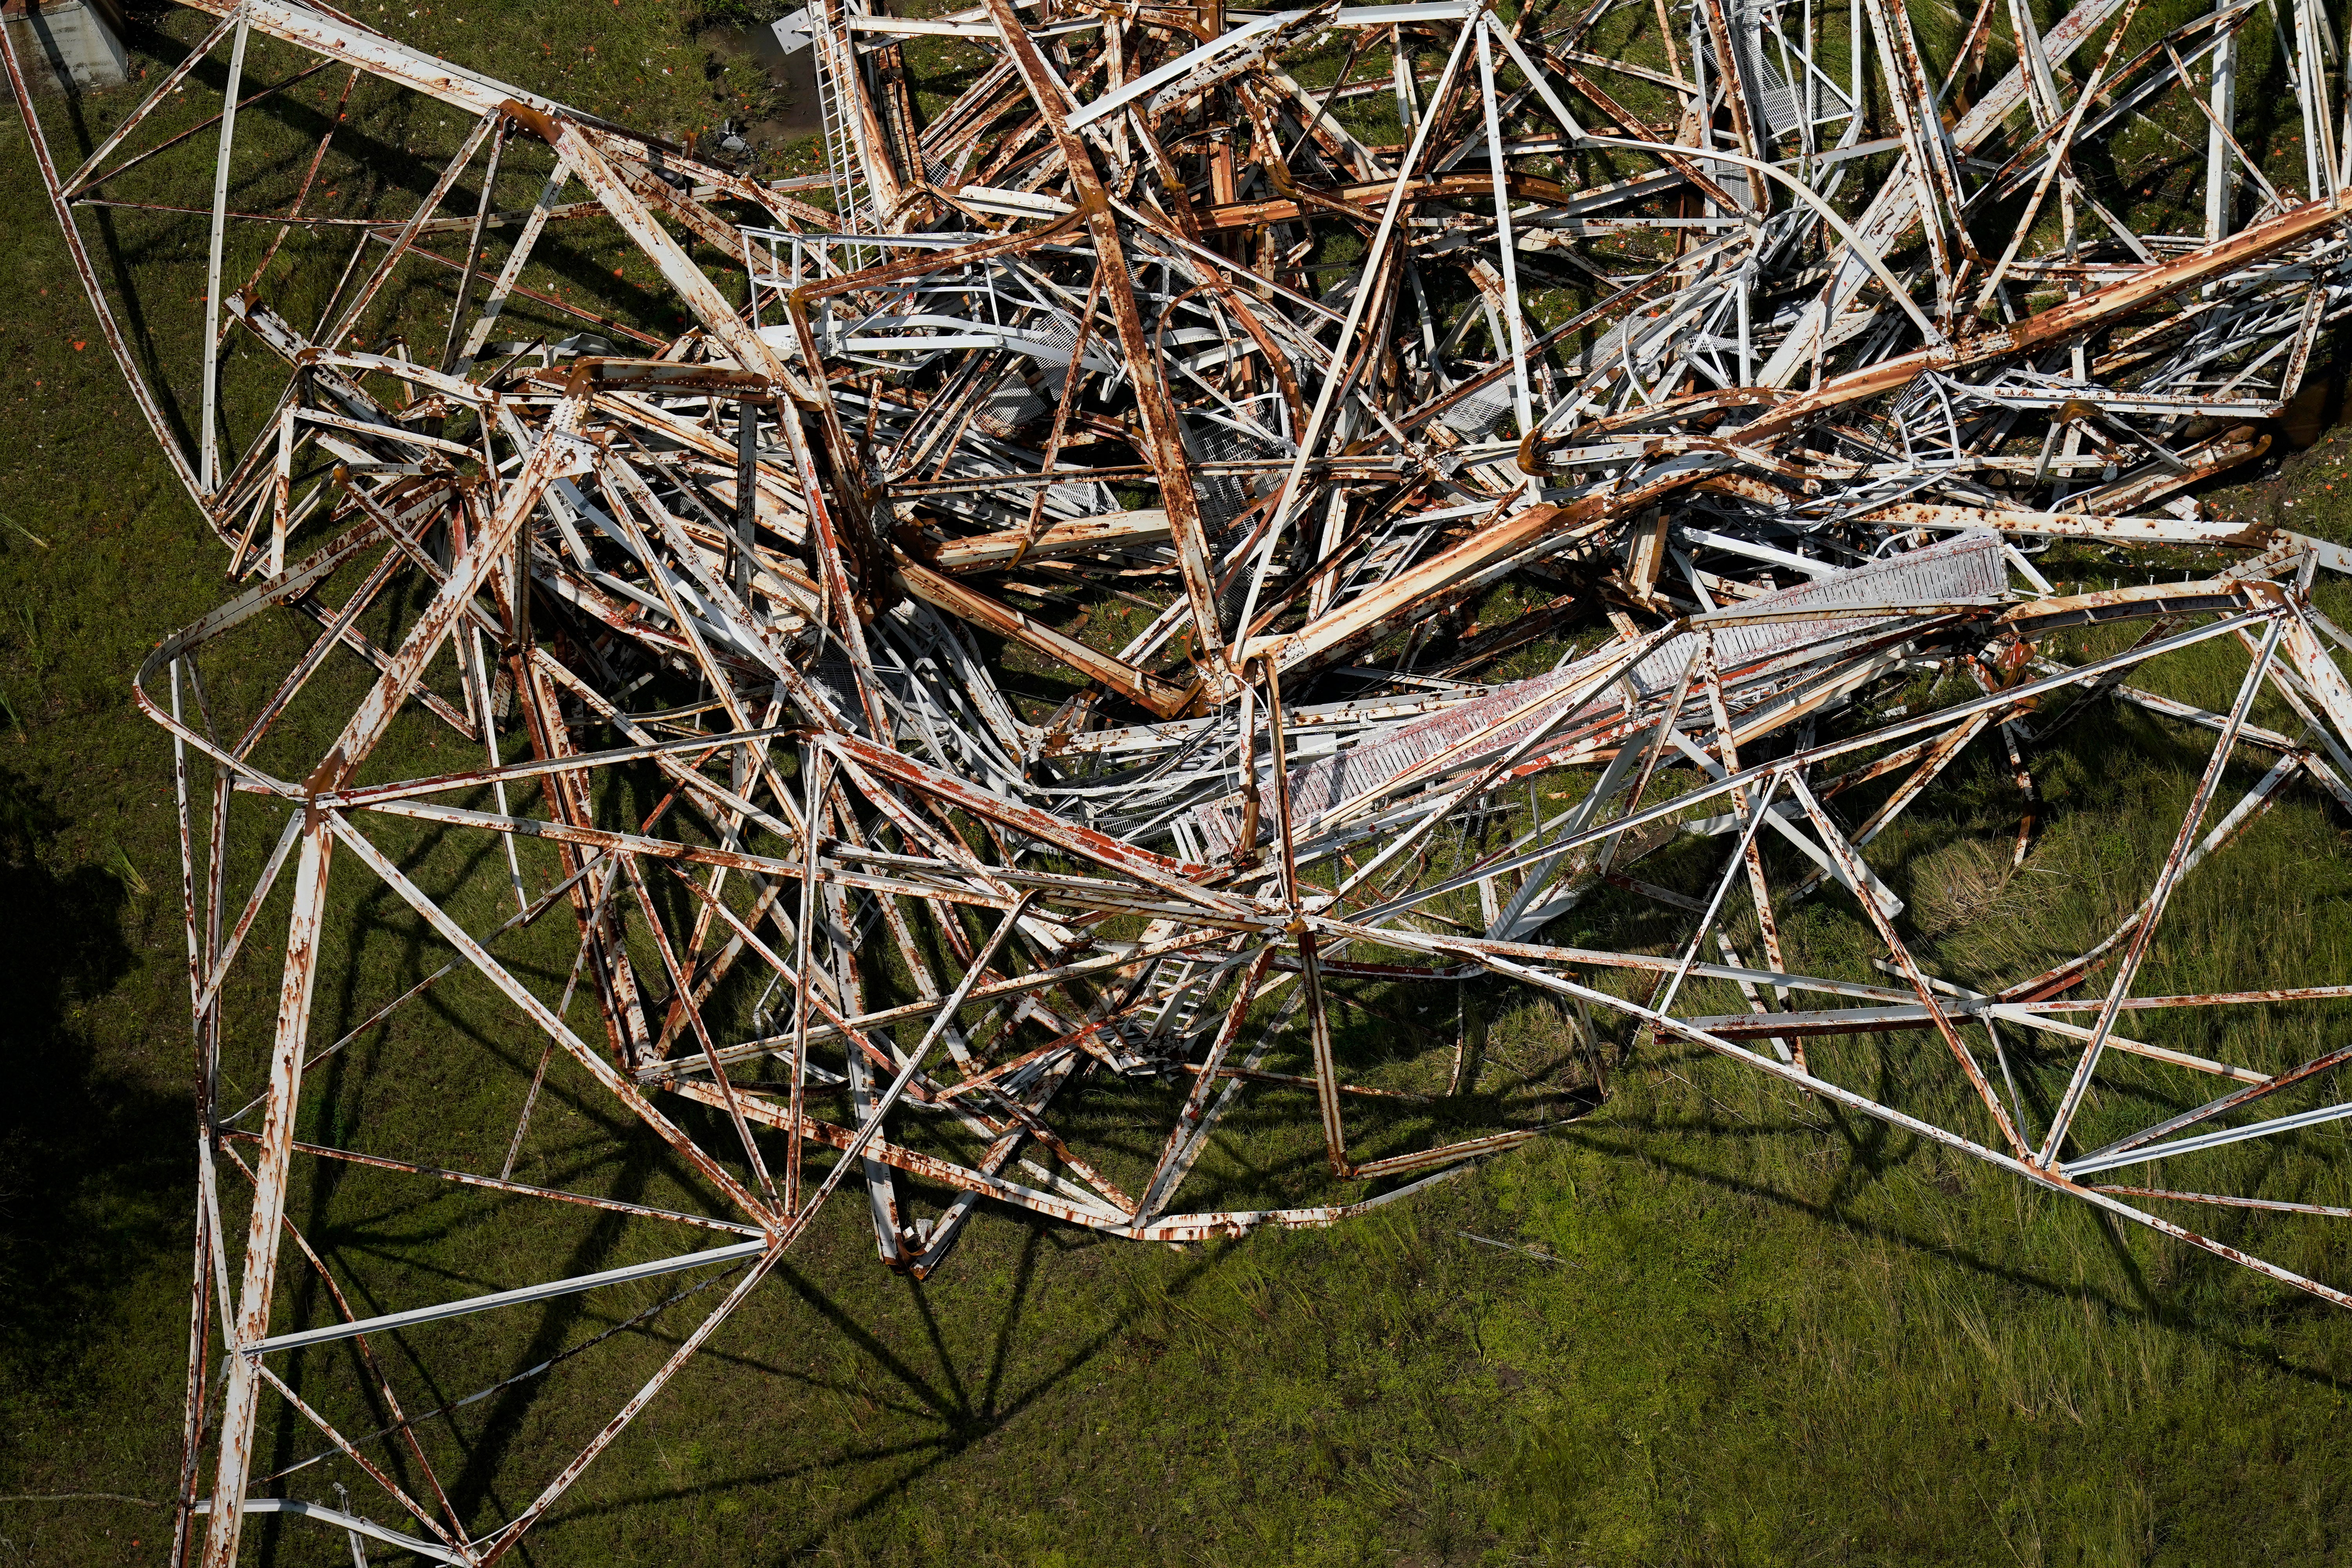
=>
[2,0,132,97]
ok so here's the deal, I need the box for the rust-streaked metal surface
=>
[15,0,2352,1558]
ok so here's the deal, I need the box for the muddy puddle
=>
[705,20,823,152]
[2281,371,2351,450]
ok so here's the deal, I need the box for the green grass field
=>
[11,3,2352,1564]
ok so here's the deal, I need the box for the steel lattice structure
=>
[14,0,2352,1559]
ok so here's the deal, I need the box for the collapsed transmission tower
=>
[13,0,2352,1558]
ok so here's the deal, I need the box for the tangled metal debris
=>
[16,0,2352,1557]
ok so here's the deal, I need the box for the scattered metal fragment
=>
[14,0,2352,1557]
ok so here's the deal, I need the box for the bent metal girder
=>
[13,0,2352,1560]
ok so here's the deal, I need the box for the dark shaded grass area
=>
[10,4,2352,1566]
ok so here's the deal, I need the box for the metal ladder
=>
[810,1,874,271]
